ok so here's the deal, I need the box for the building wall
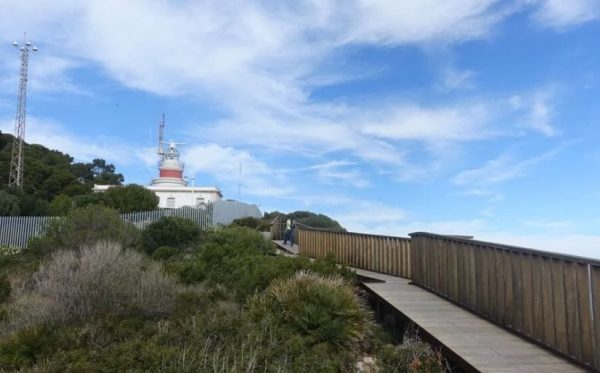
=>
[152,189,222,208]
[93,184,223,209]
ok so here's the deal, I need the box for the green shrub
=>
[0,274,10,303]
[377,335,445,373]
[0,190,20,216]
[30,205,139,252]
[230,216,271,231]
[48,194,74,216]
[245,271,373,370]
[151,246,180,260]
[0,325,57,370]
[141,216,201,254]
[0,246,18,257]
[103,184,159,213]
[5,242,178,333]
[200,226,273,264]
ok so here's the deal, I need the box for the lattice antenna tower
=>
[8,34,38,189]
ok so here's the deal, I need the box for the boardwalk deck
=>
[272,240,585,372]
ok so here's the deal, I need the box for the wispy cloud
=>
[453,146,563,186]
[0,116,136,165]
[183,144,294,198]
[510,88,559,137]
[527,0,600,29]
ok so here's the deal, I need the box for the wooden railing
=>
[410,232,600,371]
[297,224,411,278]
[270,217,286,241]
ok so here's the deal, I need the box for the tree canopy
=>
[264,210,345,231]
[0,131,125,215]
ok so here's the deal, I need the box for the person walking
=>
[284,218,292,245]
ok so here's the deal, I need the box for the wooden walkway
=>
[272,241,585,372]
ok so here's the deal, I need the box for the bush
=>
[4,242,178,333]
[0,190,20,216]
[103,184,158,213]
[231,216,270,231]
[141,216,201,255]
[30,205,139,252]
[48,194,74,216]
[151,246,180,261]
[0,274,10,303]
[245,271,372,370]
[377,335,445,373]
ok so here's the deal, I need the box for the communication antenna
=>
[8,34,38,189]
[158,114,165,158]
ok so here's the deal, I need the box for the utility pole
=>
[8,35,38,189]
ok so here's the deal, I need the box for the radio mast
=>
[8,35,38,189]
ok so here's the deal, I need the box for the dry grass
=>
[3,242,178,334]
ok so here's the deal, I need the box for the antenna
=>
[8,34,38,189]
[158,114,165,157]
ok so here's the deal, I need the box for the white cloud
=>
[183,144,293,197]
[345,0,506,44]
[0,116,137,165]
[440,67,475,90]
[453,147,562,186]
[528,0,600,28]
[304,161,371,188]
[510,89,558,136]
[360,103,492,141]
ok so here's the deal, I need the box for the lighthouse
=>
[146,115,222,208]
[151,140,187,187]
[93,115,223,208]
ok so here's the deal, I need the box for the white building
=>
[94,139,222,208]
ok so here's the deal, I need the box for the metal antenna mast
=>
[8,35,38,189]
[158,114,165,158]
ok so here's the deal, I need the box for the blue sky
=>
[1,0,600,258]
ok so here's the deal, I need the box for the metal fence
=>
[1,201,262,248]
[0,216,53,249]
[121,205,213,230]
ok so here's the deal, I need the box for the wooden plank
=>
[563,261,582,360]
[496,248,506,324]
[521,254,534,338]
[541,257,556,347]
[511,251,523,332]
[531,255,545,342]
[487,247,497,321]
[406,240,411,278]
[551,260,569,355]
[591,265,600,369]
[474,246,484,314]
[468,244,477,309]
[575,263,593,365]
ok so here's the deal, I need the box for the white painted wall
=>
[147,186,222,208]
[93,185,223,209]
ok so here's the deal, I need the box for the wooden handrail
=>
[410,231,600,267]
[410,232,600,371]
[296,224,411,278]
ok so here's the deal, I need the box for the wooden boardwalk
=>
[272,240,585,372]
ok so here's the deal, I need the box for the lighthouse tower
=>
[151,140,188,186]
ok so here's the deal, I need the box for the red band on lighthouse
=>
[160,169,183,178]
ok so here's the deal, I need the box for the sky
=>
[0,0,600,258]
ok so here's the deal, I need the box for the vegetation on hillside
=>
[0,131,125,216]
[265,210,345,230]
[0,207,445,372]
